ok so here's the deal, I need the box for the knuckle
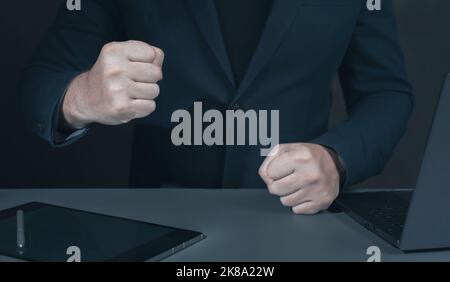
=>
[146,101,157,114]
[103,79,115,93]
[297,146,312,159]
[126,40,140,45]
[267,169,276,181]
[152,84,160,98]
[292,207,304,215]
[128,40,149,49]
[280,196,292,207]
[268,183,280,195]
[112,100,129,115]
[292,203,319,215]
[131,41,157,60]
[104,79,124,93]
[150,100,157,111]
[147,47,156,61]
[302,147,313,160]
[277,144,286,150]
[291,151,302,161]
[293,150,309,163]
[258,166,266,179]
[102,42,121,55]
[293,158,304,166]
[154,68,163,81]
[154,47,165,59]
[309,168,321,182]
[103,65,124,78]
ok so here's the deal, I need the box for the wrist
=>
[62,72,92,130]
[322,146,347,188]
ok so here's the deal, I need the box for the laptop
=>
[337,74,450,251]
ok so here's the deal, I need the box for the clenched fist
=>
[62,40,164,129]
[259,143,340,215]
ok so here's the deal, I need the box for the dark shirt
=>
[215,0,273,86]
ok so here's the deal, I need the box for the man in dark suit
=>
[21,0,413,214]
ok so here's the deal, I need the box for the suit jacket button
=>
[230,104,241,111]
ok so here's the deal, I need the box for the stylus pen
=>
[16,210,25,252]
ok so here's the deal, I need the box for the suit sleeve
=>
[20,0,123,146]
[312,0,414,188]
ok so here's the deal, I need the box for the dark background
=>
[1,0,449,189]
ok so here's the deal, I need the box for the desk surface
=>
[0,189,449,262]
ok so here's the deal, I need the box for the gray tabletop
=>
[0,189,449,262]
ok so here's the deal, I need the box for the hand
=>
[62,40,164,129]
[259,143,340,215]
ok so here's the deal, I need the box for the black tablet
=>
[0,202,205,262]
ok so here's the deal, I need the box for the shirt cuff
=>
[51,89,88,147]
[53,127,88,145]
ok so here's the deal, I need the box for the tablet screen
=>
[0,203,204,262]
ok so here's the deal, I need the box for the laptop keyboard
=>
[338,191,413,240]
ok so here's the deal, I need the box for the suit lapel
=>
[233,0,303,102]
[187,0,236,87]
[187,0,303,99]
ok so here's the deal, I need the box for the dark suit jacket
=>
[21,0,413,189]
